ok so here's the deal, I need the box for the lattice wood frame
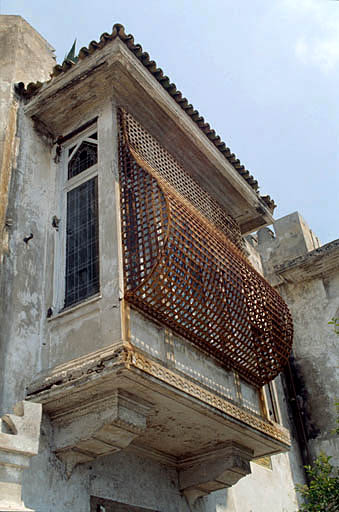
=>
[118,109,293,387]
[122,110,244,252]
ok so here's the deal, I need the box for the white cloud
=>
[281,0,339,72]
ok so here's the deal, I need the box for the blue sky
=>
[3,0,339,243]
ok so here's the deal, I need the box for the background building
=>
[254,212,339,468]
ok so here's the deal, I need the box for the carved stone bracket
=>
[53,389,153,476]
[0,401,42,512]
[179,443,253,509]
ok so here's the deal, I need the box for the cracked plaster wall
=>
[0,15,55,262]
[278,276,339,464]
[0,15,55,414]
[0,106,54,414]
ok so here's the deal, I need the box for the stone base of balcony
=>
[26,342,290,502]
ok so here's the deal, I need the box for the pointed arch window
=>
[68,133,98,179]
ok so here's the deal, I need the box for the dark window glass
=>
[68,140,97,179]
[65,177,99,308]
[90,497,158,512]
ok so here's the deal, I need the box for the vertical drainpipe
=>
[283,357,312,484]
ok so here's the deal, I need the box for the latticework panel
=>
[122,110,244,253]
[118,112,293,387]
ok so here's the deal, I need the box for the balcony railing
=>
[118,109,293,387]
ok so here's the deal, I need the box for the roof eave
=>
[275,239,339,283]
[20,34,274,231]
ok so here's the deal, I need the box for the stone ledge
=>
[26,343,290,451]
[26,342,290,490]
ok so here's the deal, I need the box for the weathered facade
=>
[0,15,336,512]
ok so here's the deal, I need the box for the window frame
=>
[90,496,159,512]
[261,380,282,424]
[53,125,100,313]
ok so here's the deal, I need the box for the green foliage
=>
[296,454,339,511]
[328,317,339,335]
[334,402,339,436]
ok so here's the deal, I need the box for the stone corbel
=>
[53,389,153,476]
[179,443,253,509]
[0,401,42,512]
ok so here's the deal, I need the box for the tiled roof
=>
[15,23,275,211]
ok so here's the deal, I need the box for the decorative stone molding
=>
[179,443,253,508]
[129,349,290,446]
[53,389,153,476]
[0,401,42,512]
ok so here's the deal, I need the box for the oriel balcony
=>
[27,108,292,506]
[119,109,293,387]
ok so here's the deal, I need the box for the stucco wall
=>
[0,15,55,261]
[279,275,339,465]
[0,106,55,413]
[0,15,55,415]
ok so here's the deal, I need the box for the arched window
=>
[68,137,97,179]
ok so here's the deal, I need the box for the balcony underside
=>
[27,343,290,464]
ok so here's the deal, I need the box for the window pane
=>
[68,140,97,179]
[65,177,99,307]
[265,382,279,423]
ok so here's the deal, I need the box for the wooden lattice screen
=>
[118,109,293,387]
